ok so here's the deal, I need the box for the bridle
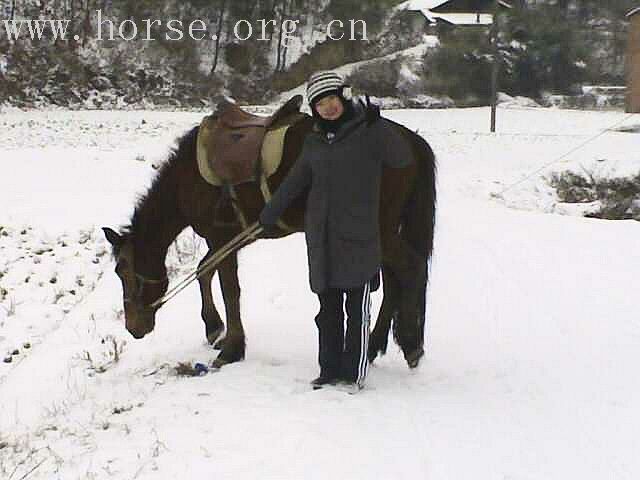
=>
[123,272,169,308]
[118,222,263,311]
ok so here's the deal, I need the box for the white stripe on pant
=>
[356,281,371,387]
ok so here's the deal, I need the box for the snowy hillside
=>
[1,106,640,479]
[276,40,440,109]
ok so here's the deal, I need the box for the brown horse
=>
[102,109,436,369]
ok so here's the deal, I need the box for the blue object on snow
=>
[194,362,209,375]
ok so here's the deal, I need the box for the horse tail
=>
[389,124,437,358]
[409,132,436,350]
[406,130,437,268]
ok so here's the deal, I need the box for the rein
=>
[147,222,263,310]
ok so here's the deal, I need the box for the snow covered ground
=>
[1,106,639,479]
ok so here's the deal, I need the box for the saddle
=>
[197,95,304,186]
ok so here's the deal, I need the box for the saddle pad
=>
[197,117,292,187]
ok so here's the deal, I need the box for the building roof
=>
[396,0,449,13]
[396,0,498,25]
[397,0,511,25]
[431,0,512,14]
[398,0,448,10]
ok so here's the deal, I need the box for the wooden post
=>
[627,8,640,113]
[490,1,500,132]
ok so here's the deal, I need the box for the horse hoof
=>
[367,352,377,364]
[207,327,224,346]
[406,348,424,369]
[368,335,388,364]
[211,357,229,369]
[212,349,244,368]
[367,347,381,364]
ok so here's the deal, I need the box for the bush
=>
[549,171,598,203]
[500,5,588,97]
[421,4,591,103]
[422,28,492,104]
[345,57,401,97]
[271,37,366,93]
[549,170,640,221]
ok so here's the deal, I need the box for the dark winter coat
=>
[259,99,414,294]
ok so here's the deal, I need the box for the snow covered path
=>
[0,107,639,479]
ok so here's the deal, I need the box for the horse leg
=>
[212,250,246,367]
[373,131,435,369]
[397,261,429,367]
[198,247,225,346]
[368,267,401,363]
[395,266,426,368]
[381,227,425,288]
[381,229,427,369]
[395,164,433,369]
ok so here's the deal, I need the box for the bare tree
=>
[81,0,90,46]
[0,0,9,20]
[275,0,292,72]
[268,0,277,41]
[555,0,570,18]
[210,0,227,76]
[279,0,293,71]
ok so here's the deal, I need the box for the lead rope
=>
[149,222,263,309]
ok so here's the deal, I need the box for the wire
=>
[493,113,637,198]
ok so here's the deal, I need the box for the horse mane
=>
[109,126,199,257]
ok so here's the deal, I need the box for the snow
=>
[396,0,447,10]
[1,106,640,479]
[498,92,542,108]
[399,62,421,85]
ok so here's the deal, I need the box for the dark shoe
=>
[310,375,338,390]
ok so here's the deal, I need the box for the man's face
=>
[314,94,344,120]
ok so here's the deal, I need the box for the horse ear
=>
[102,227,123,247]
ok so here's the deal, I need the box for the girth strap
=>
[259,174,294,233]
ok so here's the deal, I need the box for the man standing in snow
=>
[259,70,413,390]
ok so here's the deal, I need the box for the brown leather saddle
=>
[208,95,303,185]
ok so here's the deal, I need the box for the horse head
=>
[102,227,168,339]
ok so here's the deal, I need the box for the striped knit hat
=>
[306,70,345,106]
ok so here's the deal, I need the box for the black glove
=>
[360,95,381,126]
[259,219,279,237]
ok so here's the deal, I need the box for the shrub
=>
[549,171,640,221]
[422,28,492,104]
[345,57,401,97]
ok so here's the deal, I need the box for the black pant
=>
[314,281,372,387]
